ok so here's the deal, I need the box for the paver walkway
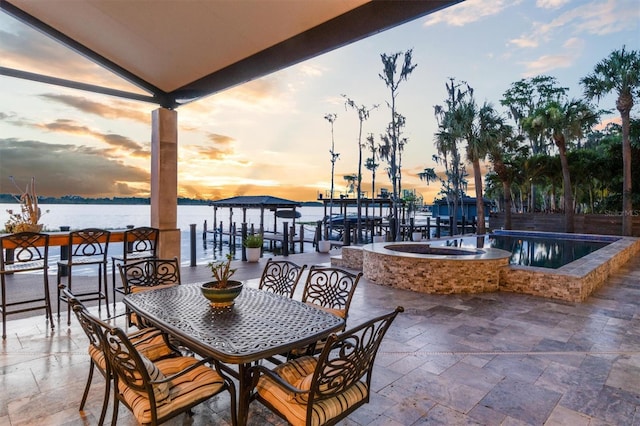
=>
[1,250,639,425]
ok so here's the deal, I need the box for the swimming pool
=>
[403,230,640,302]
[429,230,618,269]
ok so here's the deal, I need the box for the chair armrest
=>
[103,312,128,322]
[249,364,311,397]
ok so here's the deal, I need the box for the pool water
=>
[430,231,617,269]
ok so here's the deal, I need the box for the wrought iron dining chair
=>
[289,266,362,358]
[99,316,238,426]
[117,257,181,327]
[57,228,111,325]
[63,286,179,425]
[251,306,403,426]
[300,266,362,322]
[258,258,307,298]
[111,226,159,310]
[0,231,54,339]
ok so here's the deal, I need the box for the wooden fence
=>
[489,213,640,237]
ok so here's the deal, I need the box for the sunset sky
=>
[0,0,638,206]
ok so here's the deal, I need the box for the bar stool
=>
[0,231,54,339]
[57,228,111,325]
[111,226,159,309]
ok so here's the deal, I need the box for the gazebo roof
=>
[210,195,301,209]
[1,0,462,108]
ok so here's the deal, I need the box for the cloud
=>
[298,64,325,77]
[33,118,148,155]
[521,37,585,77]
[570,0,639,35]
[38,94,149,123]
[0,112,150,157]
[208,133,235,145]
[536,0,571,9]
[0,138,149,197]
[423,0,520,27]
[509,0,639,48]
[509,37,539,49]
[185,133,236,161]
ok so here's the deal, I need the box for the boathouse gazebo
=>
[210,195,301,239]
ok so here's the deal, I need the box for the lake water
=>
[0,203,374,269]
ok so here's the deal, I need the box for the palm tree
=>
[418,167,437,186]
[487,125,526,229]
[364,134,379,199]
[379,50,417,240]
[458,100,503,235]
[343,96,378,243]
[324,113,339,238]
[523,100,599,232]
[433,78,473,234]
[343,174,357,195]
[581,46,640,236]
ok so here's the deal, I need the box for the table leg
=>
[238,362,252,426]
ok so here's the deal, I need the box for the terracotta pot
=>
[200,280,243,307]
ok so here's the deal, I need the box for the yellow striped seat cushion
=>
[88,345,107,371]
[87,329,174,374]
[119,356,226,425]
[129,329,176,360]
[256,356,369,426]
[304,302,346,319]
[130,283,178,293]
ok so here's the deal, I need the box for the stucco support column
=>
[151,108,180,260]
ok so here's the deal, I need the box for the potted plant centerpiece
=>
[201,254,244,307]
[243,234,263,262]
[4,176,47,233]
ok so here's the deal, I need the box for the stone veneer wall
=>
[338,246,364,270]
[362,249,509,294]
[499,236,640,302]
[335,237,640,301]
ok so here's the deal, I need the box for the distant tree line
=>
[0,194,210,205]
[330,46,639,238]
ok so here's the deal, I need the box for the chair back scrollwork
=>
[0,232,49,269]
[301,266,362,319]
[124,226,159,258]
[118,257,181,293]
[68,228,110,260]
[259,258,307,298]
[310,306,403,404]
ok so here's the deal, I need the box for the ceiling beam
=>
[0,0,173,106]
[0,66,159,104]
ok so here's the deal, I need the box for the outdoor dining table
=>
[123,283,345,425]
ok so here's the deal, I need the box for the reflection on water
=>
[433,234,610,269]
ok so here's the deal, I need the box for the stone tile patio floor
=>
[1,251,639,425]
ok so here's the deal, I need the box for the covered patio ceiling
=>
[0,0,462,108]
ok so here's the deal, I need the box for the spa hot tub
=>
[362,242,511,294]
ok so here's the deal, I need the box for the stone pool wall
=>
[333,236,640,302]
[361,243,511,295]
[499,236,640,302]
